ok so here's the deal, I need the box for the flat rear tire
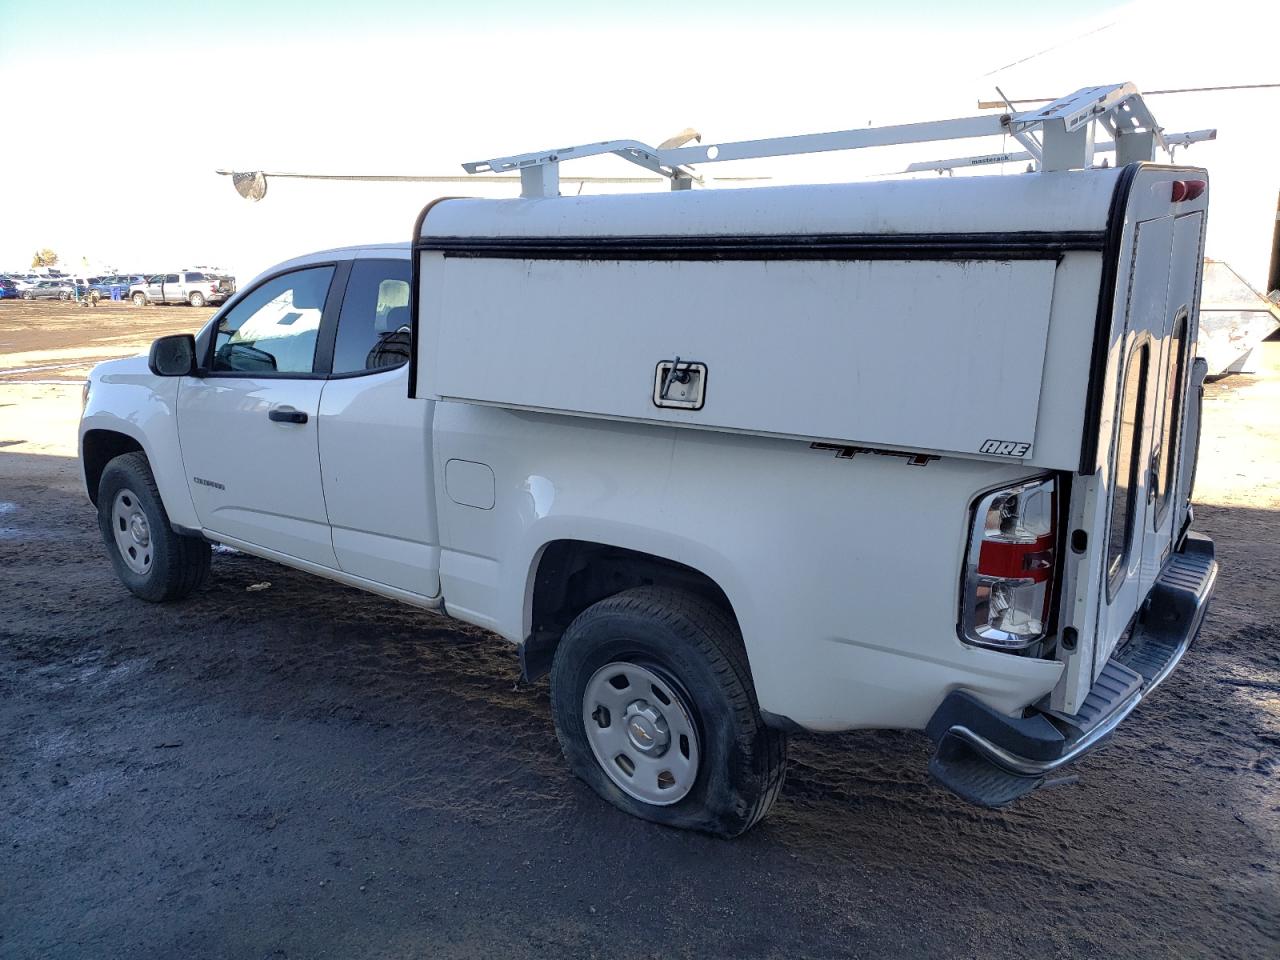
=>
[550,586,787,837]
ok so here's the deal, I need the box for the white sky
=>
[1,0,1276,288]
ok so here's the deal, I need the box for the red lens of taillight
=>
[1171,179,1206,203]
[977,534,1055,583]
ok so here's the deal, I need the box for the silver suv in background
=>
[129,272,236,307]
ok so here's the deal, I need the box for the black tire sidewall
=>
[551,600,759,835]
[97,456,182,602]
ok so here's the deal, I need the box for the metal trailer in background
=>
[1197,259,1280,377]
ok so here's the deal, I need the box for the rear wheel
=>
[550,586,787,837]
[188,291,205,307]
[132,292,147,306]
[97,452,210,602]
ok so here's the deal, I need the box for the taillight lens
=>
[960,477,1056,650]
[1171,179,1207,203]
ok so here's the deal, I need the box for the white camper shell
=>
[416,163,1211,692]
[80,84,1219,833]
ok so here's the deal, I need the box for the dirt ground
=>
[1,301,1277,959]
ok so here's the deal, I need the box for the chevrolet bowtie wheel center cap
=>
[623,700,670,756]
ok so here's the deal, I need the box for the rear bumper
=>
[927,530,1217,806]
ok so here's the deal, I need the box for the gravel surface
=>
[1,303,1277,959]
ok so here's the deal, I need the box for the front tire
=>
[96,452,210,602]
[550,586,787,837]
[132,292,147,306]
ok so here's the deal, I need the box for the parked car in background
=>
[1,275,39,292]
[24,279,75,300]
[0,278,19,299]
[129,272,235,307]
[90,276,137,300]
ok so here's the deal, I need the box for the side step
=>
[927,531,1217,808]
[927,735,1051,807]
[928,660,1142,808]
[1041,659,1142,737]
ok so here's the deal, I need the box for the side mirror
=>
[148,334,198,377]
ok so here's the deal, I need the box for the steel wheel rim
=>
[582,660,700,806]
[111,488,153,575]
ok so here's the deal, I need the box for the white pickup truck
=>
[129,271,235,308]
[80,94,1218,836]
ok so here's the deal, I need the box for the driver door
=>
[177,263,347,567]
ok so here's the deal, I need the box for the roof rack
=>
[463,82,1215,199]
[903,128,1217,175]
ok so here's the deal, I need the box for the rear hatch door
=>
[1055,167,1208,713]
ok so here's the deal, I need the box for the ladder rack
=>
[903,128,1217,174]
[462,82,1214,199]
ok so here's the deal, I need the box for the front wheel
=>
[550,587,787,837]
[132,292,147,306]
[97,452,210,602]
[58,291,70,300]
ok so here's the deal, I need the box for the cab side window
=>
[330,259,412,375]
[212,266,334,375]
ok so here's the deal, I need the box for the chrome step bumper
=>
[927,531,1217,807]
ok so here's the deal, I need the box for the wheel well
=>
[523,540,739,680]
[82,430,144,505]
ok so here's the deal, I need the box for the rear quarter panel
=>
[433,401,1063,731]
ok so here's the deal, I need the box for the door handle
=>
[268,406,308,424]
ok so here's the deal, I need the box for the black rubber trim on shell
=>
[1078,162,1143,475]
[414,230,1105,261]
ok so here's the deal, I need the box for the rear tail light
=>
[960,477,1056,650]
[1171,179,1206,203]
